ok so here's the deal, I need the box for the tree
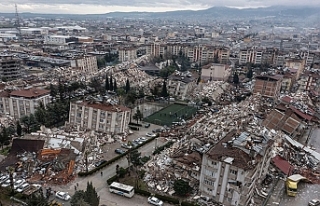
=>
[0,127,10,149]
[125,79,130,94]
[71,182,99,206]
[21,114,38,133]
[34,101,47,125]
[113,79,117,92]
[26,191,49,206]
[133,109,143,124]
[16,121,22,136]
[161,81,169,97]
[109,75,113,91]
[85,182,100,206]
[50,84,57,101]
[173,179,192,196]
[247,68,253,79]
[233,72,239,85]
[89,77,102,93]
[105,75,109,91]
[129,149,142,188]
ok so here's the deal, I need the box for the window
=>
[204,178,215,186]
[212,161,217,166]
[230,169,237,175]
[207,187,212,192]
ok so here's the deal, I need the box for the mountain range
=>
[0,6,319,23]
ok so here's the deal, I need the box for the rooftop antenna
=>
[15,4,22,39]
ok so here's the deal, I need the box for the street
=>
[48,123,169,206]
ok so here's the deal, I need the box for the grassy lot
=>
[144,103,197,126]
[0,147,10,156]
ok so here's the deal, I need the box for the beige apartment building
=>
[199,131,273,206]
[70,55,98,74]
[69,101,131,134]
[201,63,231,81]
[0,88,51,119]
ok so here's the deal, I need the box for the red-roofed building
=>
[0,88,50,119]
[69,101,131,134]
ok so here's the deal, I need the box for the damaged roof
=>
[263,109,301,135]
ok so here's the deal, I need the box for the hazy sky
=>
[1,0,320,14]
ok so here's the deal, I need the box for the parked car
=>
[309,199,320,206]
[55,191,71,201]
[121,143,133,149]
[134,139,143,145]
[144,123,151,128]
[16,183,30,192]
[130,141,139,148]
[146,132,156,137]
[1,179,15,188]
[148,196,163,206]
[115,148,126,154]
[14,179,26,189]
[138,137,148,142]
[0,175,9,183]
[94,159,107,167]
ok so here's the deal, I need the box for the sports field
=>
[143,103,198,126]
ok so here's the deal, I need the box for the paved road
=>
[278,128,320,206]
[48,127,169,206]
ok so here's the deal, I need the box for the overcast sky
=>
[1,0,320,14]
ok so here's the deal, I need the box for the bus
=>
[109,182,134,198]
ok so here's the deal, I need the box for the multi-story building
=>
[68,101,131,134]
[118,47,137,62]
[44,35,92,45]
[201,63,230,81]
[253,75,282,99]
[167,71,198,100]
[70,55,98,74]
[285,56,306,79]
[199,131,273,206]
[295,72,320,93]
[0,54,22,81]
[0,88,51,119]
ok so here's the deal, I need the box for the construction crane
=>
[14,4,22,39]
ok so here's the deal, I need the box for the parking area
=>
[100,123,160,161]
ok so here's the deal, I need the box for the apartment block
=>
[201,63,230,81]
[199,131,273,206]
[69,101,131,134]
[253,75,282,99]
[70,55,98,74]
[0,54,22,81]
[0,88,51,119]
[118,47,137,62]
[167,71,198,100]
[285,56,306,79]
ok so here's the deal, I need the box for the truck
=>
[286,174,306,197]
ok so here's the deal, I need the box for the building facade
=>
[253,75,282,99]
[0,54,22,81]
[199,131,273,206]
[69,101,131,134]
[0,88,51,119]
[70,55,98,74]
[201,63,230,81]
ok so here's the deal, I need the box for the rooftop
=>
[10,88,50,98]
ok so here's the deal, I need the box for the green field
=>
[144,103,198,126]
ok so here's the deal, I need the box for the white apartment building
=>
[0,88,51,119]
[118,47,137,62]
[199,131,273,206]
[69,101,131,134]
[70,56,98,74]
